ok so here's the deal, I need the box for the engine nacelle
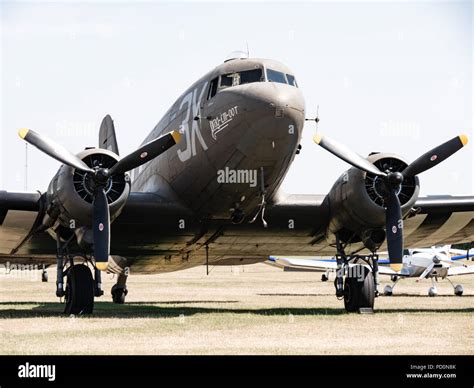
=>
[326,153,420,248]
[43,148,130,234]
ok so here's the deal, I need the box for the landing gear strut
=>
[333,238,379,313]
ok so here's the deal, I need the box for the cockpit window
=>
[208,77,218,99]
[240,68,262,84]
[266,68,298,87]
[286,74,298,87]
[220,73,235,87]
[219,68,263,90]
[207,67,297,100]
[266,69,287,84]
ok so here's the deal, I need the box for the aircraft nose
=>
[240,82,306,131]
[221,82,305,138]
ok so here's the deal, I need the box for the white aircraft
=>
[267,246,474,297]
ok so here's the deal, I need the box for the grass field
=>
[0,263,473,355]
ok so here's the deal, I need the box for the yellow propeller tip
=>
[96,262,108,271]
[459,134,468,146]
[313,133,323,144]
[18,128,30,139]
[390,263,403,272]
[171,130,181,143]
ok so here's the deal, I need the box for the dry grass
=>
[0,263,473,354]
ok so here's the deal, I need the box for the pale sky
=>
[1,0,472,197]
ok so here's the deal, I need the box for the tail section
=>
[99,114,119,155]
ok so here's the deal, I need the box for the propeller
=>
[313,133,468,271]
[19,127,181,270]
[417,262,435,281]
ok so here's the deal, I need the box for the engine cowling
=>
[326,153,420,248]
[43,148,130,234]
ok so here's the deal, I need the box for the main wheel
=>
[64,265,94,315]
[383,285,393,296]
[454,285,463,296]
[344,266,375,312]
[428,286,438,297]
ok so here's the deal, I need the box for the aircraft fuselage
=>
[131,58,305,220]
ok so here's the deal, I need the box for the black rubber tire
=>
[41,271,48,283]
[344,266,375,312]
[64,265,94,315]
[111,285,128,304]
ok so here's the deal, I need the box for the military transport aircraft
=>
[1,57,473,314]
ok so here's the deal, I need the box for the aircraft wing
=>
[2,190,474,274]
[267,256,339,271]
[447,264,474,277]
[0,191,52,259]
[376,266,411,277]
[267,256,413,278]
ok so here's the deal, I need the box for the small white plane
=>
[267,246,474,297]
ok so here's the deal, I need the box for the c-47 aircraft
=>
[1,57,473,314]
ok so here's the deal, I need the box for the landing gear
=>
[64,264,94,314]
[333,238,379,313]
[321,273,329,282]
[428,278,438,297]
[343,266,375,312]
[454,285,464,296]
[111,273,128,304]
[94,268,104,297]
[384,277,400,296]
[41,265,48,283]
[55,236,103,314]
[446,277,464,296]
[428,286,438,297]
[384,285,393,296]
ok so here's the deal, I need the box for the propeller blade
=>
[385,188,403,271]
[92,187,110,271]
[18,128,94,173]
[108,130,181,176]
[418,262,435,281]
[402,135,468,177]
[313,133,386,177]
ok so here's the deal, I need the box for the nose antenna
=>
[305,105,320,132]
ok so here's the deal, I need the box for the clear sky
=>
[1,0,472,197]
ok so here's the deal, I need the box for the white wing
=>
[267,256,412,277]
[267,256,338,271]
[447,265,474,277]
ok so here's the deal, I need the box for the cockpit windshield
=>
[208,66,298,100]
[266,69,287,84]
[267,68,298,87]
